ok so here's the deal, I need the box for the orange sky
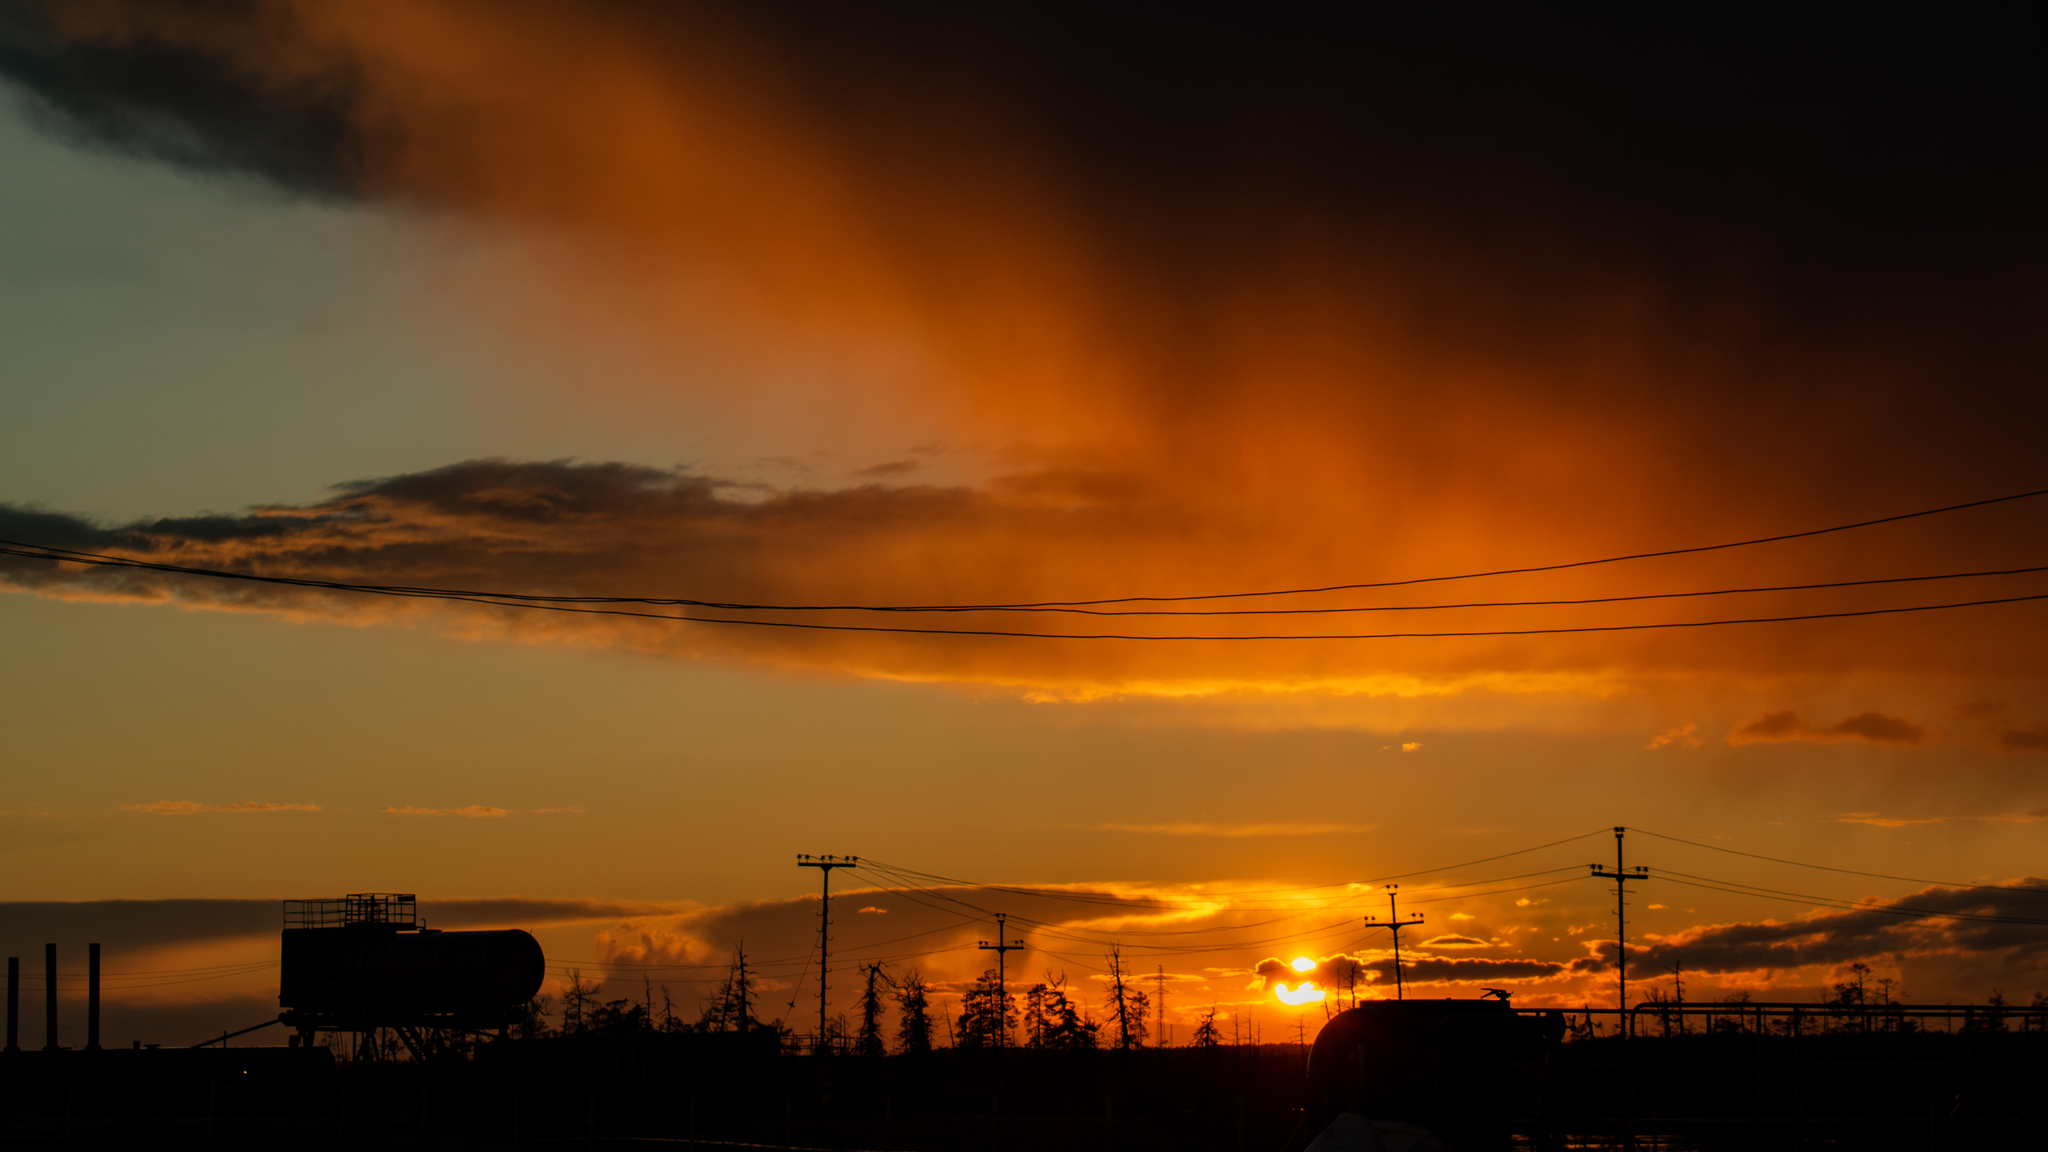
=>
[1,1,2044,1045]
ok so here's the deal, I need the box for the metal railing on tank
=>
[284,893,419,930]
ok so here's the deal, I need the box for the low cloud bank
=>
[1728,711,1925,747]
[0,896,664,955]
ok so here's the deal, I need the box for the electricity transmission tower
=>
[797,854,858,1054]
[977,913,1024,1048]
[1363,884,1424,999]
[1590,826,1654,1023]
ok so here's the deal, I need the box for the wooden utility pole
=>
[976,914,1024,1048]
[1155,966,1167,1047]
[1363,885,1424,999]
[797,854,858,1053]
[1590,827,1653,1024]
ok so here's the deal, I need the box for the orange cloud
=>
[1646,724,1700,750]
[1836,811,2048,828]
[381,805,509,818]
[1420,935,1494,949]
[1081,822,1376,838]
[6,460,2046,704]
[5,1,2047,708]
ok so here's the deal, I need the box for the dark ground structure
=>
[1,921,2043,1151]
[279,893,546,1061]
[1,1020,2044,1149]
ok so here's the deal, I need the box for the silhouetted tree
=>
[1024,982,1048,1048]
[658,984,684,1032]
[1710,991,1752,1035]
[957,969,1017,1049]
[562,970,592,1034]
[856,963,890,1057]
[1104,948,1148,1049]
[521,993,556,1040]
[1832,962,1870,1006]
[894,970,934,1055]
[587,998,649,1033]
[697,944,762,1032]
[1986,989,2010,1032]
[1021,973,1098,1050]
[1565,1008,1597,1043]
[1191,1006,1221,1048]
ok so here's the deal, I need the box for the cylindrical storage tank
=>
[341,930,546,1015]
[282,928,545,1023]
[1305,999,1563,1152]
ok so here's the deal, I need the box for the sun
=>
[1291,956,1316,973]
[1275,981,1326,1006]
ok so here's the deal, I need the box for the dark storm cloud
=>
[1956,703,2048,753]
[1728,710,1926,746]
[1999,728,2048,753]
[1637,880,2048,975]
[3,3,2041,324]
[1253,952,1569,991]
[5,4,2048,699]
[748,6,2047,328]
[1393,957,1569,984]
[0,457,992,604]
[0,0,364,196]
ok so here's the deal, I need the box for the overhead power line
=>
[855,836,1608,908]
[1652,871,2048,926]
[1626,826,2048,896]
[859,565,2048,617]
[1,482,2043,627]
[5,540,2043,640]
[542,826,2047,998]
[950,484,2048,607]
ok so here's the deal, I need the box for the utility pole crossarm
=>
[1587,827,1658,1022]
[976,912,1026,1049]
[1363,884,1426,1000]
[797,854,858,1055]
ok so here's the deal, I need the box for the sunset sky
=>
[1,3,2044,1048]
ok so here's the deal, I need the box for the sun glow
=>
[1274,981,1326,1006]
[1290,956,1316,972]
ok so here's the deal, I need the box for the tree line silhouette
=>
[514,942,1237,1052]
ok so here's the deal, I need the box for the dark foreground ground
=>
[2,1028,2043,1150]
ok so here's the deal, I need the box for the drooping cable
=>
[7,538,2042,639]
[1627,826,2048,895]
